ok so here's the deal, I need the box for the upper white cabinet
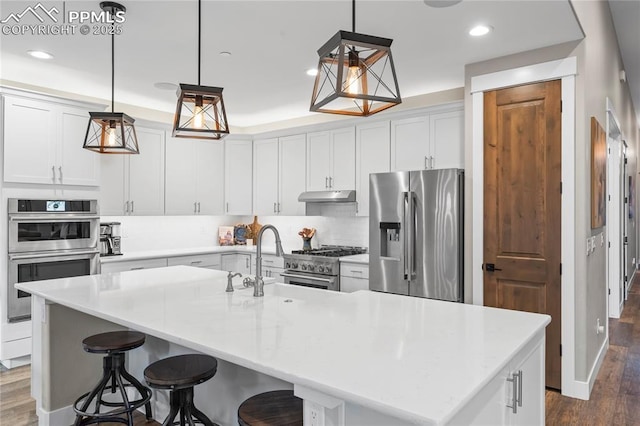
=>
[165,136,224,215]
[100,127,165,215]
[306,127,355,191]
[391,107,463,172]
[2,94,100,186]
[224,138,252,215]
[355,121,390,216]
[253,134,306,216]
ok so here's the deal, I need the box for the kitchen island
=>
[18,266,550,426]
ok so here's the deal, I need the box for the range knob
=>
[325,266,332,274]
[308,265,315,272]
[285,262,290,268]
[302,264,307,271]
[318,266,325,273]
[292,263,298,269]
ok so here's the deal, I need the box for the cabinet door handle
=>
[277,202,281,213]
[131,201,134,214]
[125,201,129,214]
[424,156,428,169]
[329,176,333,188]
[194,202,197,213]
[51,166,56,182]
[325,177,329,188]
[197,202,201,213]
[58,166,63,182]
[274,202,277,213]
[350,270,363,274]
[506,370,522,414]
[226,202,229,213]
[430,156,435,169]
[245,257,249,268]
[130,267,144,271]
[190,261,202,265]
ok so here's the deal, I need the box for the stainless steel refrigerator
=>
[369,169,464,301]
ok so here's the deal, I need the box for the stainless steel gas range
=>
[282,246,367,291]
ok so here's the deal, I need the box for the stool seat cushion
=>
[238,390,302,426]
[82,330,146,353]
[144,354,218,389]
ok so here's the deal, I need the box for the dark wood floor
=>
[546,276,640,425]
[3,280,640,425]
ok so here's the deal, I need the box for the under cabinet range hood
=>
[298,190,357,216]
[298,190,356,203]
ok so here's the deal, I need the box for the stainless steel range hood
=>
[298,190,357,216]
[298,190,356,203]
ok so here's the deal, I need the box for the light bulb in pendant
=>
[345,50,362,95]
[193,96,204,128]
[106,122,117,147]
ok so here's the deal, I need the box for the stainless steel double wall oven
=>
[7,199,100,322]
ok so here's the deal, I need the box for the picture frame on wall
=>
[591,116,606,229]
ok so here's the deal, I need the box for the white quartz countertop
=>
[100,246,279,263]
[338,253,369,264]
[17,267,549,425]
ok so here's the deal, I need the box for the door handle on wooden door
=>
[484,263,502,272]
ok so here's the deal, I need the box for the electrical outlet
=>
[306,401,325,426]
[596,318,605,335]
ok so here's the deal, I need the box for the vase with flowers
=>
[298,227,316,251]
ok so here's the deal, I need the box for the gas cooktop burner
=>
[289,245,367,258]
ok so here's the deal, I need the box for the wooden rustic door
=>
[483,80,562,390]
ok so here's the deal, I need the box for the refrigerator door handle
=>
[403,192,410,280]
[410,191,417,278]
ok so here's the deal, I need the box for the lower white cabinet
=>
[100,258,168,274]
[167,254,222,270]
[221,253,252,275]
[259,254,284,279]
[449,331,545,425]
[340,262,369,293]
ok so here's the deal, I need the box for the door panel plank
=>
[484,79,562,390]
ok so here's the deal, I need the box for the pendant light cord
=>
[352,0,355,32]
[111,30,115,113]
[198,0,201,85]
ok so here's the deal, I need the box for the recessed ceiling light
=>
[27,50,53,59]
[423,0,462,7]
[219,51,232,57]
[306,68,318,77]
[469,25,492,37]
[154,82,179,91]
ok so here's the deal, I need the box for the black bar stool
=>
[73,330,152,426]
[144,353,219,426]
[237,390,303,426]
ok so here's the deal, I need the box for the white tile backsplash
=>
[103,215,369,254]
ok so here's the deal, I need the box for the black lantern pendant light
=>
[172,0,229,139]
[83,2,139,154]
[310,0,402,116]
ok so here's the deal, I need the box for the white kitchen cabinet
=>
[253,138,280,215]
[224,139,253,215]
[100,258,168,274]
[100,127,165,215]
[430,109,464,169]
[449,332,544,425]
[253,134,306,216]
[391,107,463,172]
[355,121,390,216]
[165,136,224,215]
[2,94,100,186]
[306,127,355,191]
[221,253,252,274]
[340,262,369,293]
[167,254,222,270]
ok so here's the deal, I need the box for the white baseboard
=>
[564,337,609,400]
[37,405,75,426]
[0,354,30,369]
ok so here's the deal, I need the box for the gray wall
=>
[463,0,639,386]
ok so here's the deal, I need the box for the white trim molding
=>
[470,57,580,399]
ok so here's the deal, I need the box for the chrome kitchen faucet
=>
[243,224,284,297]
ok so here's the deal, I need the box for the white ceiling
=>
[0,0,585,129]
[608,0,640,130]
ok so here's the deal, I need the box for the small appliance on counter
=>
[100,222,122,256]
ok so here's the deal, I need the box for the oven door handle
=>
[280,272,333,283]
[9,248,100,260]
[9,215,101,222]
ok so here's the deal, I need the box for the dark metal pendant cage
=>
[173,84,229,140]
[310,31,402,116]
[83,112,139,154]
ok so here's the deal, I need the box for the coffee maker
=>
[100,222,122,256]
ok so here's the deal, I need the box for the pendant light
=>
[310,0,402,116]
[83,2,139,154]
[172,0,229,140]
